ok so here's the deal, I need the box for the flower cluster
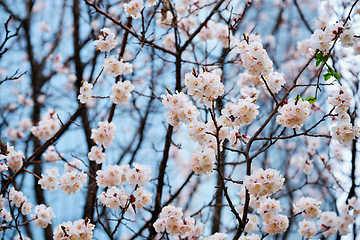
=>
[316,211,338,237]
[156,12,173,28]
[298,220,317,238]
[220,98,259,129]
[6,149,24,171]
[240,234,260,240]
[163,33,175,51]
[162,92,200,129]
[133,187,153,208]
[5,126,24,141]
[276,98,311,131]
[93,28,117,52]
[240,86,260,100]
[189,146,216,175]
[340,27,355,47]
[243,214,259,233]
[91,121,117,148]
[263,214,289,235]
[172,0,204,18]
[182,222,204,239]
[346,196,360,216]
[227,130,250,148]
[38,167,60,191]
[332,118,360,144]
[290,154,313,175]
[103,56,133,77]
[248,197,288,235]
[0,197,12,222]
[310,22,355,52]
[31,109,60,140]
[328,87,360,144]
[257,197,282,222]
[98,186,129,209]
[78,81,93,104]
[154,205,195,236]
[178,17,197,36]
[188,120,227,149]
[296,38,313,56]
[42,145,62,162]
[96,163,152,188]
[204,233,228,240]
[337,196,360,235]
[53,219,95,240]
[0,162,8,172]
[59,170,87,195]
[88,146,106,164]
[244,168,285,197]
[185,70,224,107]
[32,204,55,228]
[97,163,152,211]
[187,121,215,147]
[0,194,11,222]
[328,87,352,112]
[110,80,135,105]
[9,187,32,216]
[237,72,262,87]
[238,40,273,76]
[198,20,216,41]
[96,164,129,188]
[293,197,322,219]
[124,0,144,19]
[215,22,234,47]
[310,28,335,52]
[126,163,152,186]
[262,72,286,94]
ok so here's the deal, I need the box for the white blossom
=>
[220,98,259,129]
[88,146,106,164]
[98,186,129,209]
[189,146,216,175]
[244,168,285,197]
[38,167,60,191]
[91,121,117,148]
[30,109,60,140]
[126,163,152,186]
[78,81,93,104]
[103,56,133,77]
[124,0,144,19]
[238,40,273,76]
[298,220,317,238]
[185,70,224,107]
[59,171,87,195]
[33,204,54,228]
[93,28,117,52]
[53,219,95,240]
[96,164,129,188]
[110,80,135,105]
[293,197,321,219]
[162,92,200,129]
[276,98,311,131]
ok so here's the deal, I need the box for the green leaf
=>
[305,97,317,104]
[327,67,334,73]
[316,60,321,67]
[295,94,304,101]
[323,73,332,81]
[315,52,323,61]
[333,72,340,80]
